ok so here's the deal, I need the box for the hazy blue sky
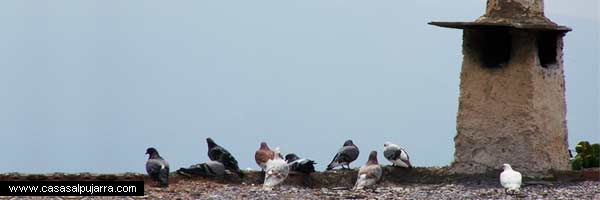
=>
[0,0,597,173]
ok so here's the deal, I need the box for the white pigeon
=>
[500,163,522,194]
[263,147,289,190]
[383,142,412,168]
[353,150,383,190]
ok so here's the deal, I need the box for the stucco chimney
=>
[428,0,572,176]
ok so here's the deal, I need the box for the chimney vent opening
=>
[538,31,559,68]
[468,29,511,69]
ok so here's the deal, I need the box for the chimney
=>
[428,0,572,176]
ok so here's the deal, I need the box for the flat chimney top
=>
[429,0,571,32]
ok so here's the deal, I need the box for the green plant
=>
[571,141,600,170]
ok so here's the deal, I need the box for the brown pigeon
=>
[353,150,382,190]
[255,142,275,171]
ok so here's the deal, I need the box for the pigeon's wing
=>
[500,170,521,188]
[178,161,225,178]
[383,146,399,160]
[372,165,383,181]
[289,158,315,173]
[287,161,300,171]
[500,171,509,187]
[298,159,316,173]
[146,159,166,177]
[218,150,240,170]
[205,161,225,177]
[299,158,316,165]
[354,165,381,190]
[264,160,289,188]
[505,171,522,188]
[207,146,223,161]
[158,162,169,186]
[399,149,412,167]
[328,146,359,169]
[327,152,343,169]
[330,151,341,163]
[338,146,359,162]
[219,151,244,177]
[353,173,367,190]
[354,165,373,190]
[364,165,382,179]
[178,163,209,176]
[515,171,522,186]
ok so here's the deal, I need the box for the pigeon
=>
[145,147,169,187]
[326,139,359,170]
[263,148,289,190]
[255,142,275,171]
[206,138,244,178]
[285,153,316,174]
[500,163,522,194]
[353,150,383,190]
[177,161,225,179]
[383,142,412,168]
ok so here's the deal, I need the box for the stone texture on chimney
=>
[450,29,570,176]
[485,0,544,18]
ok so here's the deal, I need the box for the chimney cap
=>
[429,0,571,32]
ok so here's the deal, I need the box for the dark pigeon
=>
[326,139,360,170]
[285,153,316,174]
[177,161,225,178]
[206,138,244,178]
[145,147,169,187]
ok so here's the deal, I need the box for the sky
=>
[0,0,597,173]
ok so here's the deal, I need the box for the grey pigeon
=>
[285,153,316,174]
[206,138,244,178]
[326,139,359,170]
[145,147,169,187]
[353,150,382,190]
[383,142,412,168]
[177,161,225,178]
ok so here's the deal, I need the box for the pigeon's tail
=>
[158,169,169,187]
[326,161,340,170]
[263,171,285,189]
[352,174,366,190]
[405,159,413,168]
